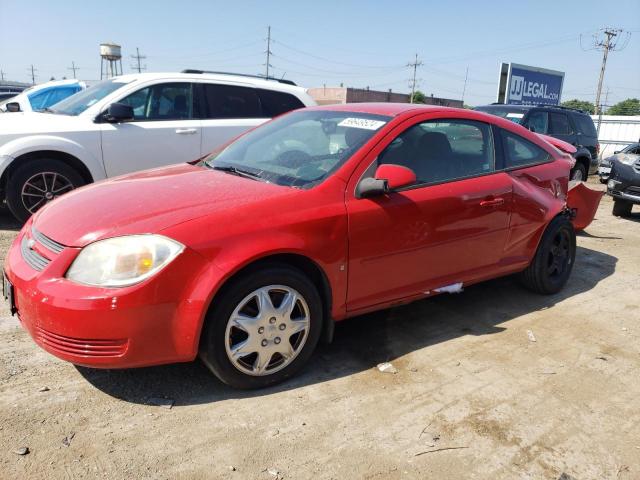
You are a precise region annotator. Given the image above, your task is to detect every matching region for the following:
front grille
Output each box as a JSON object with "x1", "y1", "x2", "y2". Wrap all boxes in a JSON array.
[
  {"x1": 35, "y1": 326, "x2": 128, "y2": 357},
  {"x1": 32, "y1": 227, "x2": 65, "y2": 254},
  {"x1": 634, "y1": 159, "x2": 640, "y2": 174},
  {"x1": 21, "y1": 236, "x2": 50, "y2": 271},
  {"x1": 21, "y1": 228, "x2": 66, "y2": 271},
  {"x1": 627, "y1": 186, "x2": 640, "y2": 195}
]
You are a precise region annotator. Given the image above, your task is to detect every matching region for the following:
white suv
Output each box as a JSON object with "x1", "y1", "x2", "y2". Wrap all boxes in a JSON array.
[{"x1": 0, "y1": 71, "x2": 315, "y2": 221}]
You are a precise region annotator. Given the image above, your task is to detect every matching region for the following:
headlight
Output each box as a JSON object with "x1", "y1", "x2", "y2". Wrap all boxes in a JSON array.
[
  {"x1": 599, "y1": 158, "x2": 612, "y2": 167},
  {"x1": 66, "y1": 235, "x2": 184, "y2": 287},
  {"x1": 618, "y1": 154, "x2": 638, "y2": 166}
]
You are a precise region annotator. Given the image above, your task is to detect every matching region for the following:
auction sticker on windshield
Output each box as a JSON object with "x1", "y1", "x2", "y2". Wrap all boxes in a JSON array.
[{"x1": 338, "y1": 118, "x2": 386, "y2": 130}]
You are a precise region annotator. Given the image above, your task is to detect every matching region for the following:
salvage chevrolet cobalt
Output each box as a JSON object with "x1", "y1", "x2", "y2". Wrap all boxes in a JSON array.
[{"x1": 3, "y1": 104, "x2": 598, "y2": 389}]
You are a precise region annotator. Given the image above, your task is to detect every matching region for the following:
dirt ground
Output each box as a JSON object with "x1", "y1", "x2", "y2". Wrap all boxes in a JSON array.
[{"x1": 0, "y1": 178, "x2": 638, "y2": 480}]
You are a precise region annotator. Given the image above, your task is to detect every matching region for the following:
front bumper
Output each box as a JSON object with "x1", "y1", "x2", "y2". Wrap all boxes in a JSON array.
[
  {"x1": 4, "y1": 224, "x2": 214, "y2": 369},
  {"x1": 606, "y1": 161, "x2": 640, "y2": 205}
]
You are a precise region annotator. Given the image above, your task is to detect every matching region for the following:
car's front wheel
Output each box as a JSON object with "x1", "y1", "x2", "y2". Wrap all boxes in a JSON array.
[
  {"x1": 612, "y1": 199, "x2": 633, "y2": 217},
  {"x1": 519, "y1": 215, "x2": 576, "y2": 295},
  {"x1": 200, "y1": 265, "x2": 323, "y2": 389},
  {"x1": 6, "y1": 159, "x2": 86, "y2": 222}
]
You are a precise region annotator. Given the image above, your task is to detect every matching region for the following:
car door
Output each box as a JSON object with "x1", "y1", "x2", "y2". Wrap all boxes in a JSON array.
[
  {"x1": 198, "y1": 82, "x2": 270, "y2": 156},
  {"x1": 346, "y1": 117, "x2": 513, "y2": 312},
  {"x1": 100, "y1": 82, "x2": 202, "y2": 177}
]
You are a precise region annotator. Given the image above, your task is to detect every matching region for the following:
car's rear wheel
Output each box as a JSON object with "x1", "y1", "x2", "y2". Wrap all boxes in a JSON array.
[
  {"x1": 199, "y1": 265, "x2": 322, "y2": 389},
  {"x1": 519, "y1": 215, "x2": 576, "y2": 295},
  {"x1": 6, "y1": 159, "x2": 85, "y2": 222},
  {"x1": 612, "y1": 199, "x2": 633, "y2": 217}
]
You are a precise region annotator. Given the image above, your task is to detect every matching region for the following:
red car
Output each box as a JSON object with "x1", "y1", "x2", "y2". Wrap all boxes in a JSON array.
[{"x1": 4, "y1": 104, "x2": 597, "y2": 389}]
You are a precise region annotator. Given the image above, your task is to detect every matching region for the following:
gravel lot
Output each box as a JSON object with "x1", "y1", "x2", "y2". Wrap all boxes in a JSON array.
[{"x1": 1, "y1": 179, "x2": 638, "y2": 480}]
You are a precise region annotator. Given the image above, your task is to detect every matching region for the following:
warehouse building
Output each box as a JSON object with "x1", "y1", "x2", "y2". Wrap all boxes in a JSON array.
[{"x1": 307, "y1": 86, "x2": 463, "y2": 108}]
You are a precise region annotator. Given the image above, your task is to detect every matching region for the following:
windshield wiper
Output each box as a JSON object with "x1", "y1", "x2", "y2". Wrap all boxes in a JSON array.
[{"x1": 211, "y1": 165, "x2": 265, "y2": 182}]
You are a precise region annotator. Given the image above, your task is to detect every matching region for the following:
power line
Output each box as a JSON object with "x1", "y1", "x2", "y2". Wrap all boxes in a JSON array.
[
  {"x1": 67, "y1": 61, "x2": 79, "y2": 78},
  {"x1": 407, "y1": 53, "x2": 423, "y2": 104},
  {"x1": 131, "y1": 47, "x2": 147, "y2": 73},
  {"x1": 275, "y1": 39, "x2": 404, "y2": 69}
]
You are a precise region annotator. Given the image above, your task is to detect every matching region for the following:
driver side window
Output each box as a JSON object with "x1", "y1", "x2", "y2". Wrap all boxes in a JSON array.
[
  {"x1": 118, "y1": 83, "x2": 193, "y2": 121},
  {"x1": 377, "y1": 119, "x2": 495, "y2": 186}
]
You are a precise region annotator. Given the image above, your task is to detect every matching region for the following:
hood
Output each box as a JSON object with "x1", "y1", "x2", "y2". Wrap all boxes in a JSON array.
[
  {"x1": 0, "y1": 111, "x2": 85, "y2": 135},
  {"x1": 537, "y1": 134, "x2": 577, "y2": 155},
  {"x1": 33, "y1": 163, "x2": 296, "y2": 247}
]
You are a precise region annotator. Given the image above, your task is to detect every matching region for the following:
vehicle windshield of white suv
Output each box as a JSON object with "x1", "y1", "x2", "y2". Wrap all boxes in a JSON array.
[
  {"x1": 205, "y1": 110, "x2": 390, "y2": 188},
  {"x1": 48, "y1": 78, "x2": 131, "y2": 116}
]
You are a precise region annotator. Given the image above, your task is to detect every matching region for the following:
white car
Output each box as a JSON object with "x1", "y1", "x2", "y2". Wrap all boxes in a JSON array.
[
  {"x1": 0, "y1": 71, "x2": 315, "y2": 221},
  {"x1": 0, "y1": 79, "x2": 86, "y2": 113}
]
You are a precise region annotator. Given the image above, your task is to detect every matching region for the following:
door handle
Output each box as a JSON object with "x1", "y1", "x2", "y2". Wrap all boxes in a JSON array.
[
  {"x1": 480, "y1": 197, "x2": 505, "y2": 207},
  {"x1": 175, "y1": 128, "x2": 197, "y2": 135}
]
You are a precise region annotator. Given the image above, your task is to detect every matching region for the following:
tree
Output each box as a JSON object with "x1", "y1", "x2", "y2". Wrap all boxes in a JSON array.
[
  {"x1": 411, "y1": 90, "x2": 426, "y2": 104},
  {"x1": 607, "y1": 98, "x2": 640, "y2": 116},
  {"x1": 561, "y1": 99, "x2": 595, "y2": 114}
]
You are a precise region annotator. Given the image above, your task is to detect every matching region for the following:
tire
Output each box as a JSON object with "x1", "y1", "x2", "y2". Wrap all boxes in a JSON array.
[
  {"x1": 6, "y1": 159, "x2": 86, "y2": 223},
  {"x1": 199, "y1": 265, "x2": 323, "y2": 389},
  {"x1": 612, "y1": 199, "x2": 633, "y2": 217},
  {"x1": 570, "y1": 162, "x2": 587, "y2": 182},
  {"x1": 519, "y1": 215, "x2": 576, "y2": 295}
]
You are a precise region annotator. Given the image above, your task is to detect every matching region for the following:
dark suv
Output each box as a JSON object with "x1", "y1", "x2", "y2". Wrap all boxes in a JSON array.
[{"x1": 475, "y1": 104, "x2": 599, "y2": 181}]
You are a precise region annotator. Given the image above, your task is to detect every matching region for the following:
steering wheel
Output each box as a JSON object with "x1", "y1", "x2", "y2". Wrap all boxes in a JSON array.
[{"x1": 273, "y1": 150, "x2": 313, "y2": 169}]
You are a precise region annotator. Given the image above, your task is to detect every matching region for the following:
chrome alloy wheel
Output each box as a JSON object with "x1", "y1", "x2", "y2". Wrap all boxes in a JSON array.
[
  {"x1": 21, "y1": 172, "x2": 74, "y2": 213},
  {"x1": 225, "y1": 285, "x2": 310, "y2": 376}
]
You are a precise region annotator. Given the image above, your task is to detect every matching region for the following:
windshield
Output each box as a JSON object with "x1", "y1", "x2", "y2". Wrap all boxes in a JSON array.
[
  {"x1": 475, "y1": 106, "x2": 526, "y2": 124},
  {"x1": 49, "y1": 79, "x2": 130, "y2": 116},
  {"x1": 205, "y1": 110, "x2": 391, "y2": 188}
]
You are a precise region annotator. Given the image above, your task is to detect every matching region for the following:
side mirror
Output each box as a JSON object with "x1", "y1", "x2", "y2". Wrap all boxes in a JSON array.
[
  {"x1": 6, "y1": 102, "x2": 20, "y2": 113},
  {"x1": 104, "y1": 103, "x2": 134, "y2": 123},
  {"x1": 356, "y1": 164, "x2": 417, "y2": 198}
]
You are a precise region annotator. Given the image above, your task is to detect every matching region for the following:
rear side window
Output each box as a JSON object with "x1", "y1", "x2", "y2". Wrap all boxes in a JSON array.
[
  {"x1": 549, "y1": 113, "x2": 572, "y2": 135},
  {"x1": 574, "y1": 114, "x2": 597, "y2": 137},
  {"x1": 258, "y1": 89, "x2": 305, "y2": 117},
  {"x1": 202, "y1": 84, "x2": 263, "y2": 119},
  {"x1": 501, "y1": 130, "x2": 550, "y2": 168},
  {"x1": 526, "y1": 111, "x2": 548, "y2": 134}
]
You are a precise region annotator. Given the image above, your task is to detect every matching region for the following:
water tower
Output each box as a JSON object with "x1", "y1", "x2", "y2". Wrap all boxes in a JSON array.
[{"x1": 100, "y1": 43, "x2": 123, "y2": 79}]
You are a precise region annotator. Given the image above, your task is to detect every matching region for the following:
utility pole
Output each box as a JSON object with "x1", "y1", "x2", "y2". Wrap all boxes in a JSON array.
[
  {"x1": 264, "y1": 26, "x2": 273, "y2": 79},
  {"x1": 407, "y1": 53, "x2": 423, "y2": 103},
  {"x1": 461, "y1": 66, "x2": 469, "y2": 105},
  {"x1": 0, "y1": 69, "x2": 5, "y2": 82},
  {"x1": 67, "y1": 61, "x2": 79, "y2": 78},
  {"x1": 28, "y1": 65, "x2": 37, "y2": 85},
  {"x1": 593, "y1": 29, "x2": 622, "y2": 115},
  {"x1": 131, "y1": 48, "x2": 147, "y2": 73}
]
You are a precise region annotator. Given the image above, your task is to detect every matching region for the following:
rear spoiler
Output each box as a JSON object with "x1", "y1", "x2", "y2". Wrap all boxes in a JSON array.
[{"x1": 536, "y1": 133, "x2": 577, "y2": 155}]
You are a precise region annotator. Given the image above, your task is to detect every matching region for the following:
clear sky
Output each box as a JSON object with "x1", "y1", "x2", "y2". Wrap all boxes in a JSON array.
[{"x1": 1, "y1": 0, "x2": 638, "y2": 106}]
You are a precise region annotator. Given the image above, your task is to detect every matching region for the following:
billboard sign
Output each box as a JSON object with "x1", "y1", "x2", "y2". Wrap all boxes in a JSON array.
[{"x1": 497, "y1": 63, "x2": 564, "y2": 106}]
